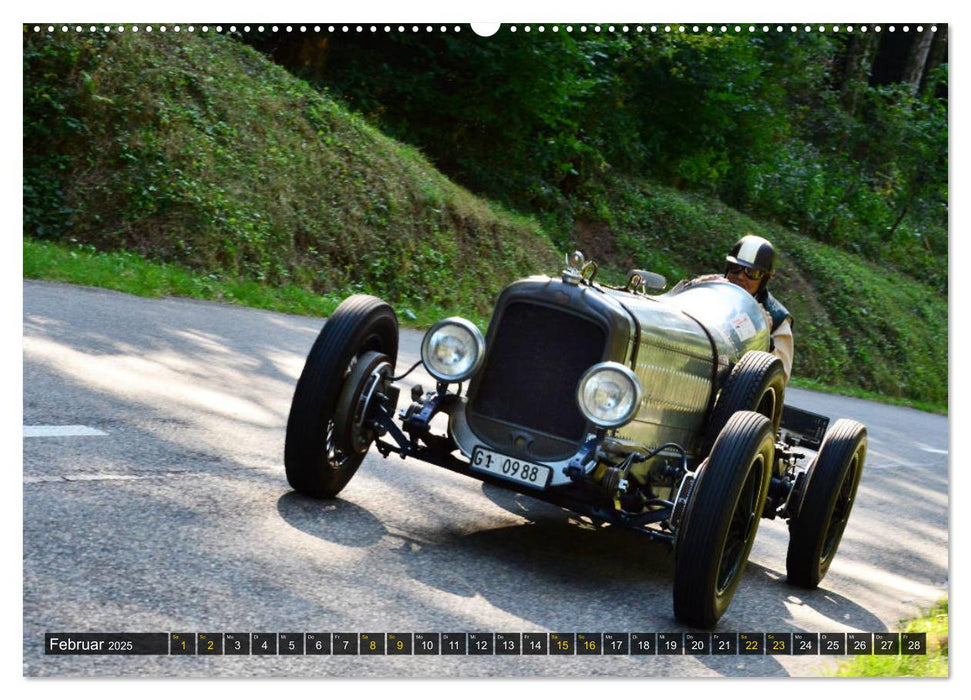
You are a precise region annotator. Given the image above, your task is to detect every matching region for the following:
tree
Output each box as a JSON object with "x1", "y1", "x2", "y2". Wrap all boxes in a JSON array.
[
  {"x1": 903, "y1": 29, "x2": 935, "y2": 96},
  {"x1": 839, "y1": 32, "x2": 880, "y2": 115},
  {"x1": 922, "y1": 26, "x2": 948, "y2": 96}
]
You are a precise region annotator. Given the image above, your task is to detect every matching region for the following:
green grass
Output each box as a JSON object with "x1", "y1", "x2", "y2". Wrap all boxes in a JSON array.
[
  {"x1": 787, "y1": 377, "x2": 946, "y2": 415},
  {"x1": 588, "y1": 177, "x2": 948, "y2": 409},
  {"x1": 23, "y1": 30, "x2": 555, "y2": 319},
  {"x1": 831, "y1": 599, "x2": 948, "y2": 677},
  {"x1": 22, "y1": 236, "x2": 490, "y2": 329}
]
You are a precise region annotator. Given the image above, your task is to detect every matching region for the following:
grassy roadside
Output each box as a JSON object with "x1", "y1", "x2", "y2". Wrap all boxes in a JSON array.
[
  {"x1": 831, "y1": 599, "x2": 948, "y2": 677},
  {"x1": 787, "y1": 378, "x2": 946, "y2": 415},
  {"x1": 595, "y1": 178, "x2": 948, "y2": 410},
  {"x1": 23, "y1": 236, "x2": 946, "y2": 415},
  {"x1": 22, "y1": 236, "x2": 489, "y2": 330},
  {"x1": 23, "y1": 30, "x2": 554, "y2": 321}
]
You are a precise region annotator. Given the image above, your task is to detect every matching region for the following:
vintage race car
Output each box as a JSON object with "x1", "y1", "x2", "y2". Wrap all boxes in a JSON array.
[{"x1": 284, "y1": 252, "x2": 867, "y2": 628}]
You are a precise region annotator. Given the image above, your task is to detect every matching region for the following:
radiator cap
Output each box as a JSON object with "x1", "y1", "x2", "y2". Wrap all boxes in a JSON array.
[{"x1": 562, "y1": 250, "x2": 586, "y2": 285}]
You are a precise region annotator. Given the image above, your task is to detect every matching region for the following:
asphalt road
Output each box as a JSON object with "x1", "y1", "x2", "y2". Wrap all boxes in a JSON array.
[{"x1": 22, "y1": 280, "x2": 949, "y2": 677}]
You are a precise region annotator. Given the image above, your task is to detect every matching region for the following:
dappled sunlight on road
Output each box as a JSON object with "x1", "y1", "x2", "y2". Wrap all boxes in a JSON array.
[
  {"x1": 828, "y1": 557, "x2": 947, "y2": 603},
  {"x1": 25, "y1": 334, "x2": 284, "y2": 429}
]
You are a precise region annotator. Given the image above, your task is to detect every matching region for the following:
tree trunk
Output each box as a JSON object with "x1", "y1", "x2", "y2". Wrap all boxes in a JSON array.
[
  {"x1": 840, "y1": 33, "x2": 879, "y2": 115},
  {"x1": 922, "y1": 25, "x2": 948, "y2": 95},
  {"x1": 887, "y1": 202, "x2": 909, "y2": 241},
  {"x1": 903, "y1": 29, "x2": 935, "y2": 96}
]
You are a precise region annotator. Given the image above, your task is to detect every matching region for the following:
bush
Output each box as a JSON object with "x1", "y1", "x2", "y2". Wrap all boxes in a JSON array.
[{"x1": 22, "y1": 29, "x2": 556, "y2": 314}]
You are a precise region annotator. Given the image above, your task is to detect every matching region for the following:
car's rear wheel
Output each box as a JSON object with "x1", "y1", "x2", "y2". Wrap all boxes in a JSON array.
[
  {"x1": 786, "y1": 419, "x2": 867, "y2": 588},
  {"x1": 674, "y1": 411, "x2": 774, "y2": 628},
  {"x1": 285, "y1": 295, "x2": 398, "y2": 498},
  {"x1": 705, "y1": 351, "x2": 785, "y2": 456}
]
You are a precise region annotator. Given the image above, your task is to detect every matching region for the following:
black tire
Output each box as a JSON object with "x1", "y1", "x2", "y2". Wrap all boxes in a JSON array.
[
  {"x1": 284, "y1": 295, "x2": 398, "y2": 498},
  {"x1": 786, "y1": 419, "x2": 867, "y2": 588},
  {"x1": 705, "y1": 351, "x2": 786, "y2": 454},
  {"x1": 674, "y1": 411, "x2": 774, "y2": 628}
]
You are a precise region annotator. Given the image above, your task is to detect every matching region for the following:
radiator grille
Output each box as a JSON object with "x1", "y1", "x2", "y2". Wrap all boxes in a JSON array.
[{"x1": 470, "y1": 302, "x2": 607, "y2": 441}]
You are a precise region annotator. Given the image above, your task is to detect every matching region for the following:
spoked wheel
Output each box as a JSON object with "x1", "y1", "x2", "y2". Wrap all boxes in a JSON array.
[
  {"x1": 674, "y1": 411, "x2": 774, "y2": 628},
  {"x1": 285, "y1": 295, "x2": 398, "y2": 498},
  {"x1": 786, "y1": 419, "x2": 867, "y2": 588}
]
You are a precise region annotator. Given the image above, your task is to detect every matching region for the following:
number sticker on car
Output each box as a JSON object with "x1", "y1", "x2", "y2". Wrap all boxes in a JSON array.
[{"x1": 470, "y1": 447, "x2": 551, "y2": 489}]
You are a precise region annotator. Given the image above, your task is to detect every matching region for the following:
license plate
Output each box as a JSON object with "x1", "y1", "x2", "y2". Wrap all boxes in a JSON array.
[{"x1": 470, "y1": 447, "x2": 551, "y2": 489}]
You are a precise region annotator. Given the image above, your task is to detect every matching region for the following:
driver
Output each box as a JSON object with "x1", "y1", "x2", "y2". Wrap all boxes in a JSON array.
[{"x1": 724, "y1": 235, "x2": 794, "y2": 382}]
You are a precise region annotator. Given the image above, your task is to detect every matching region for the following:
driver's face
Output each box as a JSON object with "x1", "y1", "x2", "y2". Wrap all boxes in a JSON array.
[{"x1": 726, "y1": 267, "x2": 761, "y2": 296}]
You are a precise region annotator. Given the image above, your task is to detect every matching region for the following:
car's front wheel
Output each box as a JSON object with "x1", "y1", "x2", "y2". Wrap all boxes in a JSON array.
[
  {"x1": 284, "y1": 295, "x2": 398, "y2": 498},
  {"x1": 674, "y1": 411, "x2": 774, "y2": 628}
]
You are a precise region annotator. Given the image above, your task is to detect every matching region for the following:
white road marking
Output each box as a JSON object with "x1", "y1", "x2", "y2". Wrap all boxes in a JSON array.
[
  {"x1": 24, "y1": 474, "x2": 138, "y2": 484},
  {"x1": 23, "y1": 425, "x2": 108, "y2": 438},
  {"x1": 919, "y1": 447, "x2": 949, "y2": 455},
  {"x1": 24, "y1": 472, "x2": 195, "y2": 484}
]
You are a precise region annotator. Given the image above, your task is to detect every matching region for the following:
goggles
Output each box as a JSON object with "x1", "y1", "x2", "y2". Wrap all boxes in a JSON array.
[{"x1": 727, "y1": 263, "x2": 767, "y2": 281}]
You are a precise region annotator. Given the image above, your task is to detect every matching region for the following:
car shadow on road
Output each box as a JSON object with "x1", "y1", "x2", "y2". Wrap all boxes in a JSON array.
[
  {"x1": 277, "y1": 484, "x2": 673, "y2": 597},
  {"x1": 277, "y1": 491, "x2": 389, "y2": 548},
  {"x1": 277, "y1": 482, "x2": 886, "y2": 677},
  {"x1": 477, "y1": 482, "x2": 887, "y2": 675}
]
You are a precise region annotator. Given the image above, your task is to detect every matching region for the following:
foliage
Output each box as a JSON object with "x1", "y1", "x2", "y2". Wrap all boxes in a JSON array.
[
  {"x1": 252, "y1": 29, "x2": 622, "y2": 213},
  {"x1": 592, "y1": 175, "x2": 947, "y2": 406},
  {"x1": 251, "y1": 28, "x2": 947, "y2": 292},
  {"x1": 777, "y1": 231, "x2": 946, "y2": 404},
  {"x1": 23, "y1": 29, "x2": 555, "y2": 316},
  {"x1": 22, "y1": 27, "x2": 948, "y2": 407}
]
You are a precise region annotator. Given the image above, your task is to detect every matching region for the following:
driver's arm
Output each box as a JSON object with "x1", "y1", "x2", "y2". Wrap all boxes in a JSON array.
[{"x1": 771, "y1": 319, "x2": 794, "y2": 383}]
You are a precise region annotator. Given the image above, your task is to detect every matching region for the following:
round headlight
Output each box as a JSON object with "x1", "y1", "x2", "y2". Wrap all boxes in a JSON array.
[
  {"x1": 421, "y1": 317, "x2": 486, "y2": 383},
  {"x1": 576, "y1": 362, "x2": 644, "y2": 428}
]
